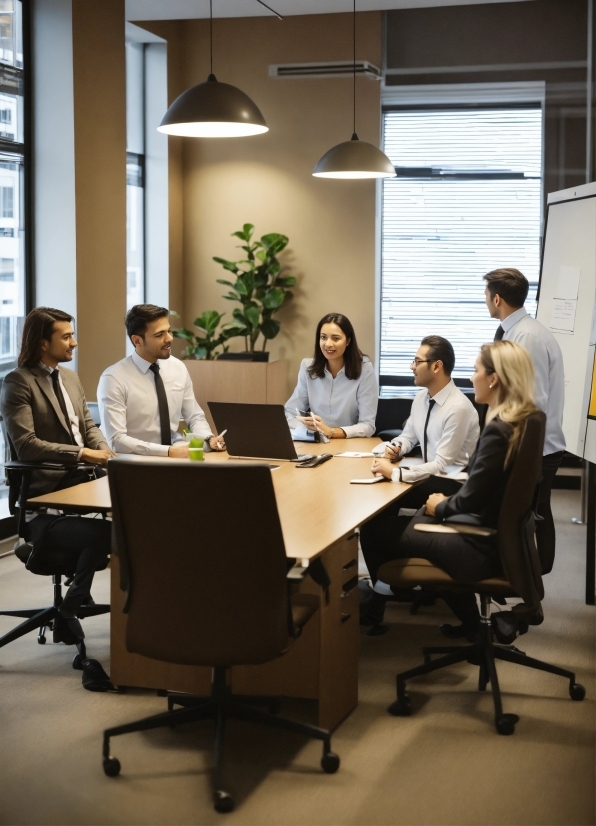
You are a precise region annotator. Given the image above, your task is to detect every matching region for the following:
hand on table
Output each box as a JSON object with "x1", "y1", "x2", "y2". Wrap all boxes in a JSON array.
[
  {"x1": 208, "y1": 436, "x2": 226, "y2": 451},
  {"x1": 425, "y1": 493, "x2": 448, "y2": 517},
  {"x1": 370, "y1": 457, "x2": 394, "y2": 480},
  {"x1": 384, "y1": 443, "x2": 402, "y2": 462},
  {"x1": 81, "y1": 448, "x2": 116, "y2": 466}
]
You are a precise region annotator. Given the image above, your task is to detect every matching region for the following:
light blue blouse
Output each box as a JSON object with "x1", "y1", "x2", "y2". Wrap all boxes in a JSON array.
[{"x1": 285, "y1": 357, "x2": 379, "y2": 439}]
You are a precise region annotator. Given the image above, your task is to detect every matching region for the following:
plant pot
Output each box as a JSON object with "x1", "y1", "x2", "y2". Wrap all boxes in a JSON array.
[{"x1": 217, "y1": 352, "x2": 270, "y2": 362}]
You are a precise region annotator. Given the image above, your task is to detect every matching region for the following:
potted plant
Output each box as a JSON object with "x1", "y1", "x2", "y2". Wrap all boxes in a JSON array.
[
  {"x1": 213, "y1": 223, "x2": 296, "y2": 361},
  {"x1": 171, "y1": 311, "x2": 232, "y2": 360}
]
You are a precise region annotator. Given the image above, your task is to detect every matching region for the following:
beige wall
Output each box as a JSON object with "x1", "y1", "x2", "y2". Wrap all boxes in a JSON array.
[
  {"x1": 72, "y1": 0, "x2": 127, "y2": 396},
  {"x1": 141, "y1": 12, "x2": 381, "y2": 395}
]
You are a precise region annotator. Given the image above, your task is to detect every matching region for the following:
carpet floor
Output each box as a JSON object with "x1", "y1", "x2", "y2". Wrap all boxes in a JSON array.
[{"x1": 0, "y1": 489, "x2": 593, "y2": 826}]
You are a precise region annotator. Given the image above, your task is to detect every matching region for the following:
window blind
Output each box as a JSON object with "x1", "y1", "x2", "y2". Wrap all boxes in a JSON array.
[{"x1": 380, "y1": 107, "x2": 542, "y2": 382}]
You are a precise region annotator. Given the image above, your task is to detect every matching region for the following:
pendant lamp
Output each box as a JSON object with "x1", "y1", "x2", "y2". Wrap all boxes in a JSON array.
[
  {"x1": 313, "y1": 1, "x2": 395, "y2": 179},
  {"x1": 158, "y1": 0, "x2": 269, "y2": 138}
]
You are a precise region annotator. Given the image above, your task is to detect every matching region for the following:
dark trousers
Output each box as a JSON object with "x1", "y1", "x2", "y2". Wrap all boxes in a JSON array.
[
  {"x1": 26, "y1": 467, "x2": 111, "y2": 604},
  {"x1": 360, "y1": 476, "x2": 463, "y2": 583},
  {"x1": 536, "y1": 451, "x2": 564, "y2": 575}
]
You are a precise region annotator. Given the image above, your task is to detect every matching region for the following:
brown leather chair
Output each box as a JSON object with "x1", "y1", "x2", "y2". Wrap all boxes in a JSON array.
[
  {"x1": 102, "y1": 458, "x2": 340, "y2": 813},
  {"x1": 376, "y1": 411, "x2": 585, "y2": 735}
]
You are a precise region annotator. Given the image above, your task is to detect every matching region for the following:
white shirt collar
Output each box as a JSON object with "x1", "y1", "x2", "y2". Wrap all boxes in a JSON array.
[
  {"x1": 38, "y1": 361, "x2": 57, "y2": 375},
  {"x1": 131, "y1": 350, "x2": 157, "y2": 374},
  {"x1": 429, "y1": 378, "x2": 456, "y2": 408},
  {"x1": 501, "y1": 306, "x2": 527, "y2": 332}
]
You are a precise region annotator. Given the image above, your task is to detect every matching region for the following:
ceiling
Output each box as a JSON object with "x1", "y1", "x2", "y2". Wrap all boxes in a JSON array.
[{"x1": 126, "y1": 0, "x2": 534, "y2": 22}]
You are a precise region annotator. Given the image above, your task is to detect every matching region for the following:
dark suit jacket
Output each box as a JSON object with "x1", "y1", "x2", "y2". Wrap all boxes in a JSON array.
[
  {"x1": 435, "y1": 417, "x2": 513, "y2": 528},
  {"x1": 0, "y1": 365, "x2": 109, "y2": 494}
]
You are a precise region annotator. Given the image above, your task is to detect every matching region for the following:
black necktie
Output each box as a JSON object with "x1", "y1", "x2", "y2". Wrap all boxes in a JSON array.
[
  {"x1": 51, "y1": 369, "x2": 76, "y2": 445},
  {"x1": 494, "y1": 325, "x2": 504, "y2": 341},
  {"x1": 423, "y1": 399, "x2": 436, "y2": 463},
  {"x1": 149, "y1": 363, "x2": 172, "y2": 446}
]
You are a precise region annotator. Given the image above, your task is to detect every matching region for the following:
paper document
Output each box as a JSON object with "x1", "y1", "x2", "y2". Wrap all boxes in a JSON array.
[
  {"x1": 550, "y1": 298, "x2": 577, "y2": 334},
  {"x1": 555, "y1": 265, "x2": 581, "y2": 300},
  {"x1": 336, "y1": 451, "x2": 376, "y2": 458},
  {"x1": 350, "y1": 476, "x2": 386, "y2": 484}
]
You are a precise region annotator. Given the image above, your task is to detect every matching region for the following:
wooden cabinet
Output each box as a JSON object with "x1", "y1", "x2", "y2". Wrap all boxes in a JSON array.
[{"x1": 185, "y1": 359, "x2": 289, "y2": 433}]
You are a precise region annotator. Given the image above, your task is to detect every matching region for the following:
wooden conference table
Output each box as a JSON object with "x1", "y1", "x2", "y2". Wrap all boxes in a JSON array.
[{"x1": 28, "y1": 438, "x2": 411, "y2": 730}]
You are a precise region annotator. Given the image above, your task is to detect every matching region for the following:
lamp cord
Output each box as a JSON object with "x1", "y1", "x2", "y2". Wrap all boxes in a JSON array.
[
  {"x1": 353, "y1": 0, "x2": 356, "y2": 136},
  {"x1": 210, "y1": 0, "x2": 213, "y2": 75}
]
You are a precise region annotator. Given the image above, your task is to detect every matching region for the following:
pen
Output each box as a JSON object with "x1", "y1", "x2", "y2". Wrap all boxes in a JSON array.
[{"x1": 215, "y1": 428, "x2": 227, "y2": 447}]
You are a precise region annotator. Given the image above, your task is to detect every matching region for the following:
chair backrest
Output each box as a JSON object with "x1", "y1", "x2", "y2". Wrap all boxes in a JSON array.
[
  {"x1": 108, "y1": 458, "x2": 291, "y2": 668},
  {"x1": 87, "y1": 402, "x2": 101, "y2": 427},
  {"x1": 497, "y1": 410, "x2": 546, "y2": 607}
]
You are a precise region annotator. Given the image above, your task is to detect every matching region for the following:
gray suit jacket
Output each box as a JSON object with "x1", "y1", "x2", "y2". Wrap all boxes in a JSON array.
[{"x1": 0, "y1": 365, "x2": 109, "y2": 493}]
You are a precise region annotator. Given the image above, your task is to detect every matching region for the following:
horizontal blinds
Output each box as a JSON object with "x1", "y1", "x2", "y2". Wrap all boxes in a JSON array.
[{"x1": 380, "y1": 108, "x2": 542, "y2": 381}]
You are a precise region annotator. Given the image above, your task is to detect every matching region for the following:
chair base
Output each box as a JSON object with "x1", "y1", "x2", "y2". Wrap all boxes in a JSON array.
[
  {"x1": 0, "y1": 574, "x2": 109, "y2": 667},
  {"x1": 102, "y1": 666, "x2": 340, "y2": 812},
  {"x1": 390, "y1": 596, "x2": 585, "y2": 735}
]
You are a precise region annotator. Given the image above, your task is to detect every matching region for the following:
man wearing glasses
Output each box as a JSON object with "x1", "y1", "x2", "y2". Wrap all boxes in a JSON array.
[{"x1": 360, "y1": 335, "x2": 480, "y2": 629}]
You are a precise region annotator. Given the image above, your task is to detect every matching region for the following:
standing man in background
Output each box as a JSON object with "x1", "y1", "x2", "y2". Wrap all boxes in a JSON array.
[
  {"x1": 98, "y1": 304, "x2": 226, "y2": 456},
  {"x1": 484, "y1": 267, "x2": 565, "y2": 574}
]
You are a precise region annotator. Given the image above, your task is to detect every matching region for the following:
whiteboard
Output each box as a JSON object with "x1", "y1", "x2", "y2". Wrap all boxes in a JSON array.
[{"x1": 537, "y1": 182, "x2": 596, "y2": 460}]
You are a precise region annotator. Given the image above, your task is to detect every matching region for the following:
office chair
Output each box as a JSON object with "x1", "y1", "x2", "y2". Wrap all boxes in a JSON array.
[
  {"x1": 0, "y1": 455, "x2": 109, "y2": 669},
  {"x1": 376, "y1": 411, "x2": 585, "y2": 735},
  {"x1": 374, "y1": 396, "x2": 411, "y2": 441},
  {"x1": 102, "y1": 458, "x2": 340, "y2": 813}
]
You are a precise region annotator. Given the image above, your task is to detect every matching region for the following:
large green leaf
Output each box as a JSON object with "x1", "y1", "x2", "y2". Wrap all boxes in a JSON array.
[
  {"x1": 213, "y1": 256, "x2": 240, "y2": 274},
  {"x1": 262, "y1": 288, "x2": 285, "y2": 309},
  {"x1": 275, "y1": 275, "x2": 297, "y2": 287},
  {"x1": 216, "y1": 279, "x2": 236, "y2": 288},
  {"x1": 172, "y1": 328, "x2": 195, "y2": 343},
  {"x1": 245, "y1": 306, "x2": 261, "y2": 330},
  {"x1": 261, "y1": 318, "x2": 281, "y2": 339},
  {"x1": 260, "y1": 233, "x2": 288, "y2": 254}
]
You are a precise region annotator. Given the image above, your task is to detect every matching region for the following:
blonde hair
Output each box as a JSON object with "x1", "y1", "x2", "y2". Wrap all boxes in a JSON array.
[{"x1": 480, "y1": 340, "x2": 539, "y2": 466}]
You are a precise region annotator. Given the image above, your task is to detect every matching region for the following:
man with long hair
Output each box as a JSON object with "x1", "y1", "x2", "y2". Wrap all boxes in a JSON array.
[{"x1": 0, "y1": 307, "x2": 114, "y2": 618}]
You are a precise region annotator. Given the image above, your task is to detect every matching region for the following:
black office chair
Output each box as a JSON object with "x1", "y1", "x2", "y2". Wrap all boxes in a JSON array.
[
  {"x1": 0, "y1": 454, "x2": 109, "y2": 669},
  {"x1": 102, "y1": 458, "x2": 340, "y2": 813},
  {"x1": 376, "y1": 411, "x2": 585, "y2": 735},
  {"x1": 374, "y1": 396, "x2": 412, "y2": 441}
]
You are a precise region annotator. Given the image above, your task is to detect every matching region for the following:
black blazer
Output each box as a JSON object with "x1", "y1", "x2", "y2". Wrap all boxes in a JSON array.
[{"x1": 435, "y1": 417, "x2": 513, "y2": 529}]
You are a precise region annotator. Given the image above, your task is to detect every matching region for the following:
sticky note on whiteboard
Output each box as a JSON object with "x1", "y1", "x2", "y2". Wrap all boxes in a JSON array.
[
  {"x1": 550, "y1": 298, "x2": 577, "y2": 333},
  {"x1": 555, "y1": 266, "x2": 581, "y2": 300}
]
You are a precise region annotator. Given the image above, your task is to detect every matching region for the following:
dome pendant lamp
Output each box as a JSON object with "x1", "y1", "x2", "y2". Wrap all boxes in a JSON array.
[
  {"x1": 313, "y1": 0, "x2": 395, "y2": 179},
  {"x1": 158, "y1": 0, "x2": 269, "y2": 138}
]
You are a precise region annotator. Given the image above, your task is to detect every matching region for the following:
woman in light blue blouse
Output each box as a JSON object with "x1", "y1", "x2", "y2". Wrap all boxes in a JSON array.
[{"x1": 285, "y1": 313, "x2": 379, "y2": 439}]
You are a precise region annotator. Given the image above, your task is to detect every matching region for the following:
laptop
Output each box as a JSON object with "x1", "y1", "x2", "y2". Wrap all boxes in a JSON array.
[{"x1": 208, "y1": 402, "x2": 312, "y2": 462}]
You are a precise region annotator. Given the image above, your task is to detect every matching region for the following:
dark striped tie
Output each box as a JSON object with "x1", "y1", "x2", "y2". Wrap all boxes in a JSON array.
[
  {"x1": 423, "y1": 399, "x2": 436, "y2": 463},
  {"x1": 494, "y1": 325, "x2": 504, "y2": 341},
  {"x1": 149, "y1": 363, "x2": 172, "y2": 446}
]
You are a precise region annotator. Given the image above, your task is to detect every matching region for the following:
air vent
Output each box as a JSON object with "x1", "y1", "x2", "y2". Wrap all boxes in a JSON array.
[{"x1": 269, "y1": 61, "x2": 381, "y2": 80}]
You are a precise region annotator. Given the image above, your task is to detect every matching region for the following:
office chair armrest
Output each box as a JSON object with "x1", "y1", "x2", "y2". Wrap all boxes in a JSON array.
[
  {"x1": 5, "y1": 460, "x2": 88, "y2": 472},
  {"x1": 414, "y1": 519, "x2": 496, "y2": 538}
]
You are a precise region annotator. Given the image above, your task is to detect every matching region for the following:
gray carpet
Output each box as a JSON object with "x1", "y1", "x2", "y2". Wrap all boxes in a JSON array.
[{"x1": 0, "y1": 490, "x2": 593, "y2": 825}]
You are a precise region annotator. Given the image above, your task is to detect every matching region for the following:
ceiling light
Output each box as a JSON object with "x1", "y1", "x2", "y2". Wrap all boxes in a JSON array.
[
  {"x1": 313, "y1": 1, "x2": 395, "y2": 180},
  {"x1": 158, "y1": 0, "x2": 270, "y2": 139}
]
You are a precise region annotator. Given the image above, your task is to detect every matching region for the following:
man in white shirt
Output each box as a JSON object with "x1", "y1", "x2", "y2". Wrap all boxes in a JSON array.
[
  {"x1": 484, "y1": 268, "x2": 565, "y2": 574},
  {"x1": 360, "y1": 336, "x2": 479, "y2": 618},
  {"x1": 98, "y1": 305, "x2": 225, "y2": 457}
]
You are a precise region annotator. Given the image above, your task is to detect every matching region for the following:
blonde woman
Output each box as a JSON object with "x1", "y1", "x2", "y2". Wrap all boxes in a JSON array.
[{"x1": 367, "y1": 340, "x2": 540, "y2": 636}]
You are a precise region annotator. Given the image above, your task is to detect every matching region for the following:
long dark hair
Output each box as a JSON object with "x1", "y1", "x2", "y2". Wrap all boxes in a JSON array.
[
  {"x1": 308, "y1": 313, "x2": 364, "y2": 380},
  {"x1": 18, "y1": 307, "x2": 73, "y2": 368}
]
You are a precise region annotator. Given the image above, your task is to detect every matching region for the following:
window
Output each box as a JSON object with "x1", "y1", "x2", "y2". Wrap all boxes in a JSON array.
[
  {"x1": 379, "y1": 106, "x2": 542, "y2": 385},
  {"x1": 0, "y1": 0, "x2": 26, "y2": 531},
  {"x1": 126, "y1": 152, "x2": 144, "y2": 310}
]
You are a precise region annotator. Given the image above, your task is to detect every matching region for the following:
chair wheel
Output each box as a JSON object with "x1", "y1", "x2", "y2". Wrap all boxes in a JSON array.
[
  {"x1": 38, "y1": 634, "x2": 46, "y2": 645},
  {"x1": 103, "y1": 757, "x2": 121, "y2": 777},
  {"x1": 496, "y1": 716, "x2": 516, "y2": 735},
  {"x1": 72, "y1": 653, "x2": 83, "y2": 670},
  {"x1": 570, "y1": 683, "x2": 586, "y2": 701},
  {"x1": 321, "y1": 751, "x2": 340, "y2": 774},
  {"x1": 213, "y1": 790, "x2": 235, "y2": 813},
  {"x1": 388, "y1": 699, "x2": 412, "y2": 716}
]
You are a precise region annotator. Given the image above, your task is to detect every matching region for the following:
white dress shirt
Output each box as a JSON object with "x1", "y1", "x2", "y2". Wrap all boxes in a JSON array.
[
  {"x1": 373, "y1": 380, "x2": 480, "y2": 483},
  {"x1": 39, "y1": 363, "x2": 84, "y2": 453},
  {"x1": 500, "y1": 307, "x2": 565, "y2": 455},
  {"x1": 285, "y1": 357, "x2": 379, "y2": 439},
  {"x1": 97, "y1": 352, "x2": 213, "y2": 456}
]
